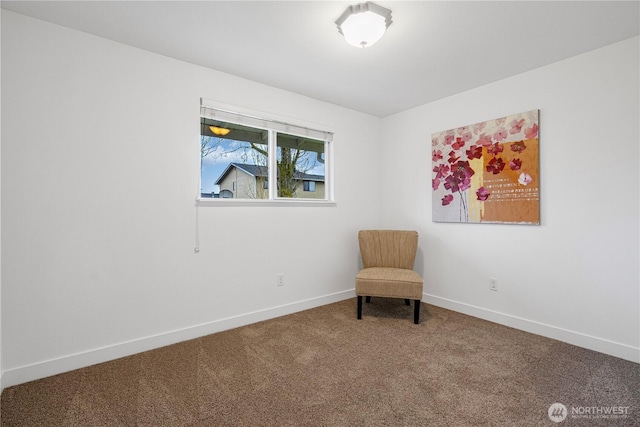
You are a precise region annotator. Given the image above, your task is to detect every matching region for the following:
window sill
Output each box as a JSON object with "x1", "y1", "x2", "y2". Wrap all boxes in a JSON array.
[{"x1": 196, "y1": 198, "x2": 337, "y2": 207}]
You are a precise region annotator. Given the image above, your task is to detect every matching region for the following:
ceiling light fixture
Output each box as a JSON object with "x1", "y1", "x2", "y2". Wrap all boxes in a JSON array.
[
  {"x1": 335, "y1": 1, "x2": 392, "y2": 48},
  {"x1": 210, "y1": 125, "x2": 231, "y2": 136}
]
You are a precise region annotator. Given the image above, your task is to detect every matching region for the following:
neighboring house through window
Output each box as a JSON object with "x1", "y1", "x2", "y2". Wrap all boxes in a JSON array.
[
  {"x1": 215, "y1": 163, "x2": 325, "y2": 199},
  {"x1": 199, "y1": 99, "x2": 333, "y2": 202}
]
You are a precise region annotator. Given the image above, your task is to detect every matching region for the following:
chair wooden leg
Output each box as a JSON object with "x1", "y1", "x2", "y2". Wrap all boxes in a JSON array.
[
  {"x1": 365, "y1": 296, "x2": 371, "y2": 303},
  {"x1": 404, "y1": 299, "x2": 410, "y2": 306},
  {"x1": 357, "y1": 296, "x2": 363, "y2": 319},
  {"x1": 414, "y1": 300, "x2": 420, "y2": 324}
]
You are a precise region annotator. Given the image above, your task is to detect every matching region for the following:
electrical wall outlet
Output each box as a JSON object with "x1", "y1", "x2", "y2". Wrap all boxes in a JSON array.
[
  {"x1": 489, "y1": 277, "x2": 499, "y2": 292},
  {"x1": 276, "y1": 273, "x2": 285, "y2": 287}
]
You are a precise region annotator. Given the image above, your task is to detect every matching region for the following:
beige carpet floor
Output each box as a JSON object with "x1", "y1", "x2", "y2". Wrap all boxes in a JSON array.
[{"x1": 1, "y1": 298, "x2": 638, "y2": 426}]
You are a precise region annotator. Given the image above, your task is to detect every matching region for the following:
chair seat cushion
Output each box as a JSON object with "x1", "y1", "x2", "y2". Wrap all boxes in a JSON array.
[{"x1": 356, "y1": 267, "x2": 423, "y2": 300}]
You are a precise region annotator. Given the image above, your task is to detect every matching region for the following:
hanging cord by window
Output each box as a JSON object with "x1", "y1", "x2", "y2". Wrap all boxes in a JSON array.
[{"x1": 195, "y1": 170, "x2": 201, "y2": 253}]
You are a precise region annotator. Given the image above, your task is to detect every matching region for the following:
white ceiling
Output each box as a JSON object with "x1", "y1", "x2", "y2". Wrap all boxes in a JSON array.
[{"x1": 2, "y1": 1, "x2": 639, "y2": 117}]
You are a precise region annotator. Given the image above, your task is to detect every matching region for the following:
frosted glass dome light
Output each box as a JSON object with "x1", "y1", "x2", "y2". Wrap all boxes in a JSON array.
[{"x1": 336, "y1": 2, "x2": 392, "y2": 48}]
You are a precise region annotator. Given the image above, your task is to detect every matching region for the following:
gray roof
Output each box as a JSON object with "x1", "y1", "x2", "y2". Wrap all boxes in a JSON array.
[
  {"x1": 233, "y1": 163, "x2": 267, "y2": 178},
  {"x1": 215, "y1": 162, "x2": 324, "y2": 185}
]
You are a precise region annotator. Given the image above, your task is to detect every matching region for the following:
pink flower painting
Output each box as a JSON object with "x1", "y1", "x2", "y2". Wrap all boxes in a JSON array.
[
  {"x1": 525, "y1": 123, "x2": 538, "y2": 139},
  {"x1": 509, "y1": 158, "x2": 522, "y2": 171},
  {"x1": 466, "y1": 145, "x2": 483, "y2": 160},
  {"x1": 510, "y1": 141, "x2": 526, "y2": 153},
  {"x1": 431, "y1": 110, "x2": 540, "y2": 224},
  {"x1": 442, "y1": 194, "x2": 454, "y2": 206},
  {"x1": 487, "y1": 142, "x2": 504, "y2": 157},
  {"x1": 493, "y1": 129, "x2": 508, "y2": 142},
  {"x1": 509, "y1": 118, "x2": 525, "y2": 135},
  {"x1": 476, "y1": 187, "x2": 490, "y2": 201},
  {"x1": 486, "y1": 157, "x2": 506, "y2": 175},
  {"x1": 477, "y1": 133, "x2": 493, "y2": 147}
]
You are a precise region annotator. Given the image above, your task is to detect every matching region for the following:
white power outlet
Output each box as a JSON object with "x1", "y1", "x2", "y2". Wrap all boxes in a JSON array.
[
  {"x1": 489, "y1": 277, "x2": 499, "y2": 292},
  {"x1": 276, "y1": 273, "x2": 285, "y2": 287}
]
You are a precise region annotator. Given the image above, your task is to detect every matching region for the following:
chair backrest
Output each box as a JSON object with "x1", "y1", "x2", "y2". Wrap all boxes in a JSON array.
[{"x1": 358, "y1": 230, "x2": 419, "y2": 270}]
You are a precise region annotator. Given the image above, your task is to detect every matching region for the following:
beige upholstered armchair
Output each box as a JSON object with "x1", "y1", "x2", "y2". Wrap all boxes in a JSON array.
[{"x1": 356, "y1": 230, "x2": 424, "y2": 324}]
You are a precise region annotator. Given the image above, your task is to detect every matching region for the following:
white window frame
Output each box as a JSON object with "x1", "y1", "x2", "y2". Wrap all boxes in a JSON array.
[{"x1": 198, "y1": 99, "x2": 335, "y2": 206}]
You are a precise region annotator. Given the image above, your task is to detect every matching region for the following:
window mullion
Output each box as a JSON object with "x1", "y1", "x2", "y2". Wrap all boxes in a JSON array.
[
  {"x1": 324, "y1": 140, "x2": 332, "y2": 202},
  {"x1": 268, "y1": 130, "x2": 277, "y2": 200}
]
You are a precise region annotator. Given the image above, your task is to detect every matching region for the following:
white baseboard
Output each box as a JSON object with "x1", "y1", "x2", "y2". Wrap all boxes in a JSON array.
[
  {"x1": 4, "y1": 291, "x2": 637, "y2": 390},
  {"x1": 423, "y1": 293, "x2": 640, "y2": 364},
  {"x1": 2, "y1": 290, "x2": 354, "y2": 389}
]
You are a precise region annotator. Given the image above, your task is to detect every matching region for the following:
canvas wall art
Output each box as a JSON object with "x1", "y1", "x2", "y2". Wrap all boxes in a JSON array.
[{"x1": 431, "y1": 110, "x2": 540, "y2": 224}]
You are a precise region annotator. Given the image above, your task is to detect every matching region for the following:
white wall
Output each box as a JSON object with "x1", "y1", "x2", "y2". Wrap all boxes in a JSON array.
[
  {"x1": 0, "y1": 5, "x2": 3, "y2": 393},
  {"x1": 0, "y1": 11, "x2": 382, "y2": 388},
  {"x1": 380, "y1": 36, "x2": 640, "y2": 362}
]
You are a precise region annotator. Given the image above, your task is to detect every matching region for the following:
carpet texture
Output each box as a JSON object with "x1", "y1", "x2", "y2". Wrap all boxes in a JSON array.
[{"x1": 1, "y1": 299, "x2": 638, "y2": 426}]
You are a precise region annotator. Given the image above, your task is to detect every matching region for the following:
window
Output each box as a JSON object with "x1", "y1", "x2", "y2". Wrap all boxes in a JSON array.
[{"x1": 199, "y1": 101, "x2": 333, "y2": 203}]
